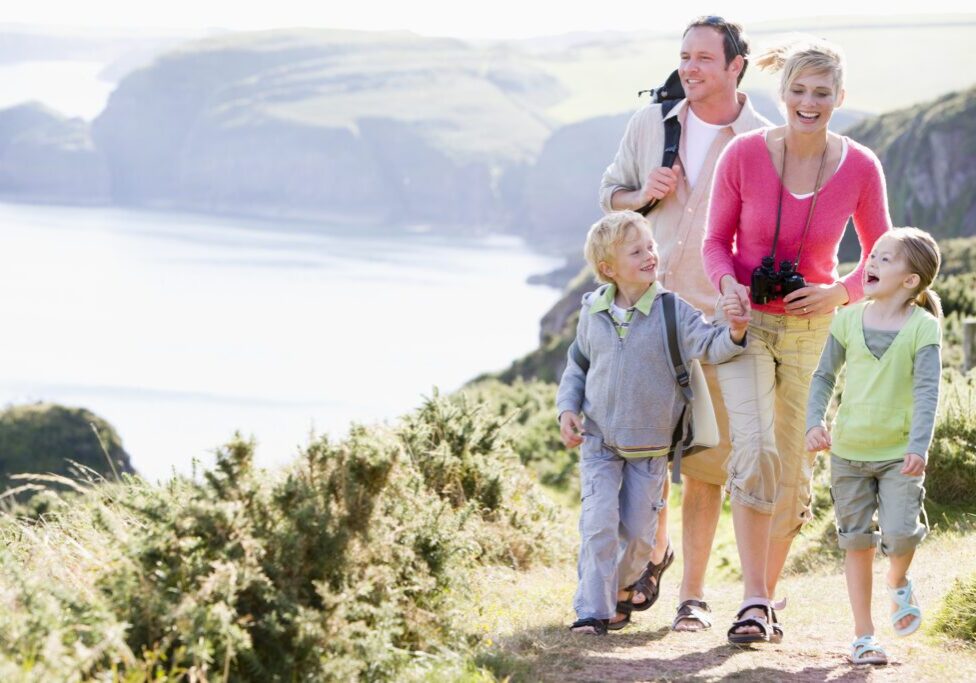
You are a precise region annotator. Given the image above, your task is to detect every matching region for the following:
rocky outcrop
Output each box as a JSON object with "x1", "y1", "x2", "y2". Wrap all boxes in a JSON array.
[
  {"x1": 847, "y1": 86, "x2": 976, "y2": 238},
  {"x1": 0, "y1": 102, "x2": 109, "y2": 203}
]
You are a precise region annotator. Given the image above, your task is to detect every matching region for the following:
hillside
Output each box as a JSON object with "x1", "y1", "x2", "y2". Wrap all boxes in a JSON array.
[
  {"x1": 88, "y1": 29, "x2": 562, "y2": 226},
  {"x1": 1, "y1": 18, "x2": 974, "y2": 235},
  {"x1": 0, "y1": 102, "x2": 109, "y2": 203},
  {"x1": 0, "y1": 403, "x2": 135, "y2": 494},
  {"x1": 847, "y1": 85, "x2": 976, "y2": 238}
]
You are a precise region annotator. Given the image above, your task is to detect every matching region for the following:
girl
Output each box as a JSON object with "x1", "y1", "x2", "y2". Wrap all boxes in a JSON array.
[{"x1": 805, "y1": 227, "x2": 942, "y2": 665}]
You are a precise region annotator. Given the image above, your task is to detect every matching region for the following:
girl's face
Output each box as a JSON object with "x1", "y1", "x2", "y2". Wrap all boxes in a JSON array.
[
  {"x1": 783, "y1": 69, "x2": 843, "y2": 135},
  {"x1": 864, "y1": 236, "x2": 920, "y2": 301}
]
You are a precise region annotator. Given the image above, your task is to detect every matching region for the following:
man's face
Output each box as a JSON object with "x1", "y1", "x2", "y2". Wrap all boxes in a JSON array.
[{"x1": 679, "y1": 26, "x2": 739, "y2": 104}]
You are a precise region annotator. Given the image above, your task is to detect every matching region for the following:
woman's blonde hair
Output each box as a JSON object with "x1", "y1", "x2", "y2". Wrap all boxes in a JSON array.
[
  {"x1": 888, "y1": 227, "x2": 943, "y2": 318},
  {"x1": 755, "y1": 36, "x2": 845, "y2": 97},
  {"x1": 584, "y1": 211, "x2": 651, "y2": 285}
]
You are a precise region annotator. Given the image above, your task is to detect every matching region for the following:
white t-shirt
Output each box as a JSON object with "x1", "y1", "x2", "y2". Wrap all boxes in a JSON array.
[
  {"x1": 791, "y1": 137, "x2": 849, "y2": 199},
  {"x1": 683, "y1": 108, "x2": 725, "y2": 189}
]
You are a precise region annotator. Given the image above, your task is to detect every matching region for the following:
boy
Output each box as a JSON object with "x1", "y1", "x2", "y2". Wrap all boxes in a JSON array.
[{"x1": 557, "y1": 211, "x2": 750, "y2": 634}]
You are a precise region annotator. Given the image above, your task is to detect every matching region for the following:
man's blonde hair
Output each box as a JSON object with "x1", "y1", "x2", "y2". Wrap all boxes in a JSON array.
[{"x1": 584, "y1": 211, "x2": 652, "y2": 285}]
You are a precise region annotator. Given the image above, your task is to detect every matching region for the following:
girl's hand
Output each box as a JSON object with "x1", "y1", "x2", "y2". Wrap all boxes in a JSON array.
[
  {"x1": 901, "y1": 453, "x2": 926, "y2": 476},
  {"x1": 783, "y1": 282, "x2": 849, "y2": 317},
  {"x1": 559, "y1": 411, "x2": 585, "y2": 449},
  {"x1": 805, "y1": 425, "x2": 831, "y2": 452}
]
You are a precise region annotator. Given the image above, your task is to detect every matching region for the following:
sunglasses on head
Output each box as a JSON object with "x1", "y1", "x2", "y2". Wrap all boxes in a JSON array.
[{"x1": 702, "y1": 15, "x2": 742, "y2": 58}]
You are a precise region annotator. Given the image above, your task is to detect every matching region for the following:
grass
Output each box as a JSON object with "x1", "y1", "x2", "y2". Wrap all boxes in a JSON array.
[{"x1": 461, "y1": 498, "x2": 976, "y2": 682}]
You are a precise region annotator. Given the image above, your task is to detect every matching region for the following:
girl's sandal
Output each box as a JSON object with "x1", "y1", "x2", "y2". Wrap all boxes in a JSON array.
[
  {"x1": 727, "y1": 599, "x2": 774, "y2": 645},
  {"x1": 888, "y1": 578, "x2": 922, "y2": 637},
  {"x1": 850, "y1": 635, "x2": 888, "y2": 665}
]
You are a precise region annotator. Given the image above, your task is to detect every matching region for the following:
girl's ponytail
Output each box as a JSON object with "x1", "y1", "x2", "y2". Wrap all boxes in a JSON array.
[
  {"x1": 915, "y1": 287, "x2": 943, "y2": 319},
  {"x1": 889, "y1": 227, "x2": 942, "y2": 319}
]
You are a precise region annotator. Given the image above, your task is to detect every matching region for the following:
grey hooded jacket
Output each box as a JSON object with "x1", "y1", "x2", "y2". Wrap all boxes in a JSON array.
[{"x1": 556, "y1": 284, "x2": 744, "y2": 452}]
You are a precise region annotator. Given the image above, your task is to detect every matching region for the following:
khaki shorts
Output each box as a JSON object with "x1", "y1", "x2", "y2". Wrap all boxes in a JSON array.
[
  {"x1": 716, "y1": 309, "x2": 832, "y2": 540},
  {"x1": 830, "y1": 454, "x2": 927, "y2": 556},
  {"x1": 677, "y1": 361, "x2": 731, "y2": 486}
]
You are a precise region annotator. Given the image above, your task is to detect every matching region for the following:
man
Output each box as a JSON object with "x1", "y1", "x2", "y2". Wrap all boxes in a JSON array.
[{"x1": 599, "y1": 16, "x2": 770, "y2": 632}]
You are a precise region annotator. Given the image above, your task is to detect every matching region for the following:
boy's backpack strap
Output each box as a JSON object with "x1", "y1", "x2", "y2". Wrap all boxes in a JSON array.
[
  {"x1": 569, "y1": 339, "x2": 590, "y2": 373},
  {"x1": 637, "y1": 109, "x2": 682, "y2": 217},
  {"x1": 661, "y1": 292, "x2": 695, "y2": 483},
  {"x1": 662, "y1": 292, "x2": 692, "y2": 401}
]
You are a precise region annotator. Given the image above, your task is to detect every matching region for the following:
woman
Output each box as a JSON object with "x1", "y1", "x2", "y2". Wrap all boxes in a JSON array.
[{"x1": 701, "y1": 37, "x2": 891, "y2": 643}]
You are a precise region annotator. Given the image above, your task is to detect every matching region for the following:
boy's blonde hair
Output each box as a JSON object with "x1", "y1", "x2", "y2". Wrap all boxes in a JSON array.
[
  {"x1": 888, "y1": 227, "x2": 943, "y2": 318},
  {"x1": 755, "y1": 35, "x2": 845, "y2": 97},
  {"x1": 584, "y1": 211, "x2": 652, "y2": 285}
]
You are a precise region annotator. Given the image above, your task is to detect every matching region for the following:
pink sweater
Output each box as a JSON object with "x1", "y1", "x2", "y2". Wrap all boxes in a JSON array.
[{"x1": 703, "y1": 129, "x2": 891, "y2": 315}]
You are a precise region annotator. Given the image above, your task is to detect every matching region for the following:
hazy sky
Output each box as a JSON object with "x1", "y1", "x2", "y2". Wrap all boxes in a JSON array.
[{"x1": 6, "y1": 1, "x2": 974, "y2": 38}]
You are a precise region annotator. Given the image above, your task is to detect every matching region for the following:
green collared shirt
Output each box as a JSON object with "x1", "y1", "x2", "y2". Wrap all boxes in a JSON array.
[{"x1": 590, "y1": 283, "x2": 659, "y2": 340}]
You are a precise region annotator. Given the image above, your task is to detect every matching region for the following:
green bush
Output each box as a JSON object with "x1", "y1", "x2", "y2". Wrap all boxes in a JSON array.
[
  {"x1": 931, "y1": 572, "x2": 976, "y2": 641},
  {"x1": 926, "y1": 369, "x2": 976, "y2": 507},
  {"x1": 0, "y1": 391, "x2": 571, "y2": 681},
  {"x1": 465, "y1": 379, "x2": 579, "y2": 498}
]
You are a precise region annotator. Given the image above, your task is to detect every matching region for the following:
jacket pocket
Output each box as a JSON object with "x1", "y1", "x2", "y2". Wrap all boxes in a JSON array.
[{"x1": 834, "y1": 403, "x2": 910, "y2": 450}]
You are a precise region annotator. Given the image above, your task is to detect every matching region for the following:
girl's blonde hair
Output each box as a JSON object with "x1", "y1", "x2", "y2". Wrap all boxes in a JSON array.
[
  {"x1": 755, "y1": 36, "x2": 845, "y2": 97},
  {"x1": 888, "y1": 227, "x2": 943, "y2": 318},
  {"x1": 584, "y1": 211, "x2": 651, "y2": 285}
]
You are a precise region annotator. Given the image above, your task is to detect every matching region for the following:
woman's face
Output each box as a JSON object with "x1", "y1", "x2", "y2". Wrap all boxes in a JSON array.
[{"x1": 782, "y1": 69, "x2": 844, "y2": 134}]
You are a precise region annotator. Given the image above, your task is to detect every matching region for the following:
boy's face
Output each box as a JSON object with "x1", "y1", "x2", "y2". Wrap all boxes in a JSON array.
[{"x1": 599, "y1": 225, "x2": 658, "y2": 289}]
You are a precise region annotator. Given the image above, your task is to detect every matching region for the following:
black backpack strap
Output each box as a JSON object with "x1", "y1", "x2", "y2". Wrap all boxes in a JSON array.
[
  {"x1": 568, "y1": 339, "x2": 590, "y2": 373},
  {"x1": 661, "y1": 292, "x2": 694, "y2": 483},
  {"x1": 637, "y1": 107, "x2": 682, "y2": 217}
]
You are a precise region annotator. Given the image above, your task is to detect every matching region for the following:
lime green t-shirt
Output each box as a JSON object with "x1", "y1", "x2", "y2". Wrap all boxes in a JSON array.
[{"x1": 830, "y1": 302, "x2": 942, "y2": 461}]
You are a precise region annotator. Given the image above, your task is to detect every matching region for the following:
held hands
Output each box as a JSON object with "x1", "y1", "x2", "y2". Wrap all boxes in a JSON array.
[
  {"x1": 719, "y1": 289, "x2": 751, "y2": 342},
  {"x1": 783, "y1": 283, "x2": 850, "y2": 317},
  {"x1": 901, "y1": 453, "x2": 926, "y2": 476},
  {"x1": 640, "y1": 163, "x2": 683, "y2": 204},
  {"x1": 559, "y1": 411, "x2": 585, "y2": 449},
  {"x1": 805, "y1": 425, "x2": 831, "y2": 452}
]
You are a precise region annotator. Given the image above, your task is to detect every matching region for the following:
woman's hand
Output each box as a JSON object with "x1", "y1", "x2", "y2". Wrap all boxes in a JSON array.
[
  {"x1": 805, "y1": 425, "x2": 831, "y2": 452},
  {"x1": 783, "y1": 282, "x2": 849, "y2": 317},
  {"x1": 559, "y1": 411, "x2": 585, "y2": 449}
]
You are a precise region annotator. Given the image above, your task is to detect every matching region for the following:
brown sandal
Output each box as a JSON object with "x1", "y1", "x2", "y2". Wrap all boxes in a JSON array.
[{"x1": 619, "y1": 543, "x2": 674, "y2": 612}]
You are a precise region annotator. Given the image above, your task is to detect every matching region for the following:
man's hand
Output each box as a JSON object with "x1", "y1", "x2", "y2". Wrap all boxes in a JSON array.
[
  {"x1": 806, "y1": 425, "x2": 831, "y2": 452},
  {"x1": 901, "y1": 453, "x2": 926, "y2": 476},
  {"x1": 559, "y1": 411, "x2": 585, "y2": 448},
  {"x1": 639, "y1": 162, "x2": 682, "y2": 204}
]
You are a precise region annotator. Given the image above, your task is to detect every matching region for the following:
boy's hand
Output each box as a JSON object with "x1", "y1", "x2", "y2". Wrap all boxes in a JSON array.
[
  {"x1": 805, "y1": 425, "x2": 831, "y2": 452},
  {"x1": 559, "y1": 411, "x2": 585, "y2": 448},
  {"x1": 721, "y1": 291, "x2": 751, "y2": 343},
  {"x1": 901, "y1": 453, "x2": 926, "y2": 476}
]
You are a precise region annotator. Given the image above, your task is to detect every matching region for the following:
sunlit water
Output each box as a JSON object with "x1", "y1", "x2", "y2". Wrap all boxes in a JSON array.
[
  {"x1": 0, "y1": 60, "x2": 114, "y2": 119},
  {"x1": 0, "y1": 202, "x2": 562, "y2": 481}
]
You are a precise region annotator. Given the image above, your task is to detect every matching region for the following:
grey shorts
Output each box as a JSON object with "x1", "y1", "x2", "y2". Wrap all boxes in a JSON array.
[{"x1": 830, "y1": 454, "x2": 928, "y2": 556}]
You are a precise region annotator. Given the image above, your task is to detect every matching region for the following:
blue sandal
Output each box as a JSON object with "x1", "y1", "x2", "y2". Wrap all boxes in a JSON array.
[
  {"x1": 888, "y1": 578, "x2": 922, "y2": 637},
  {"x1": 850, "y1": 635, "x2": 888, "y2": 665}
]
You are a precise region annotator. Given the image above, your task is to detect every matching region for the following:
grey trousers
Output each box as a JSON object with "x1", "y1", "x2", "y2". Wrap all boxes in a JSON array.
[{"x1": 574, "y1": 435, "x2": 668, "y2": 620}]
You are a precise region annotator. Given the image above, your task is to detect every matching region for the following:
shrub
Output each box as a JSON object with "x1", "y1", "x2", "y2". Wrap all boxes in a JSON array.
[
  {"x1": 931, "y1": 572, "x2": 976, "y2": 642},
  {"x1": 926, "y1": 369, "x2": 976, "y2": 507},
  {"x1": 0, "y1": 390, "x2": 571, "y2": 681}
]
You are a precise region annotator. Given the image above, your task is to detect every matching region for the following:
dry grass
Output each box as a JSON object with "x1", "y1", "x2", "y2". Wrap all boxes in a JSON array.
[{"x1": 466, "y1": 516, "x2": 976, "y2": 682}]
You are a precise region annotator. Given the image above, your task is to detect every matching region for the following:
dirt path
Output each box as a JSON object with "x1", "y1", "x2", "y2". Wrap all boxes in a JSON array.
[{"x1": 471, "y1": 529, "x2": 976, "y2": 682}]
